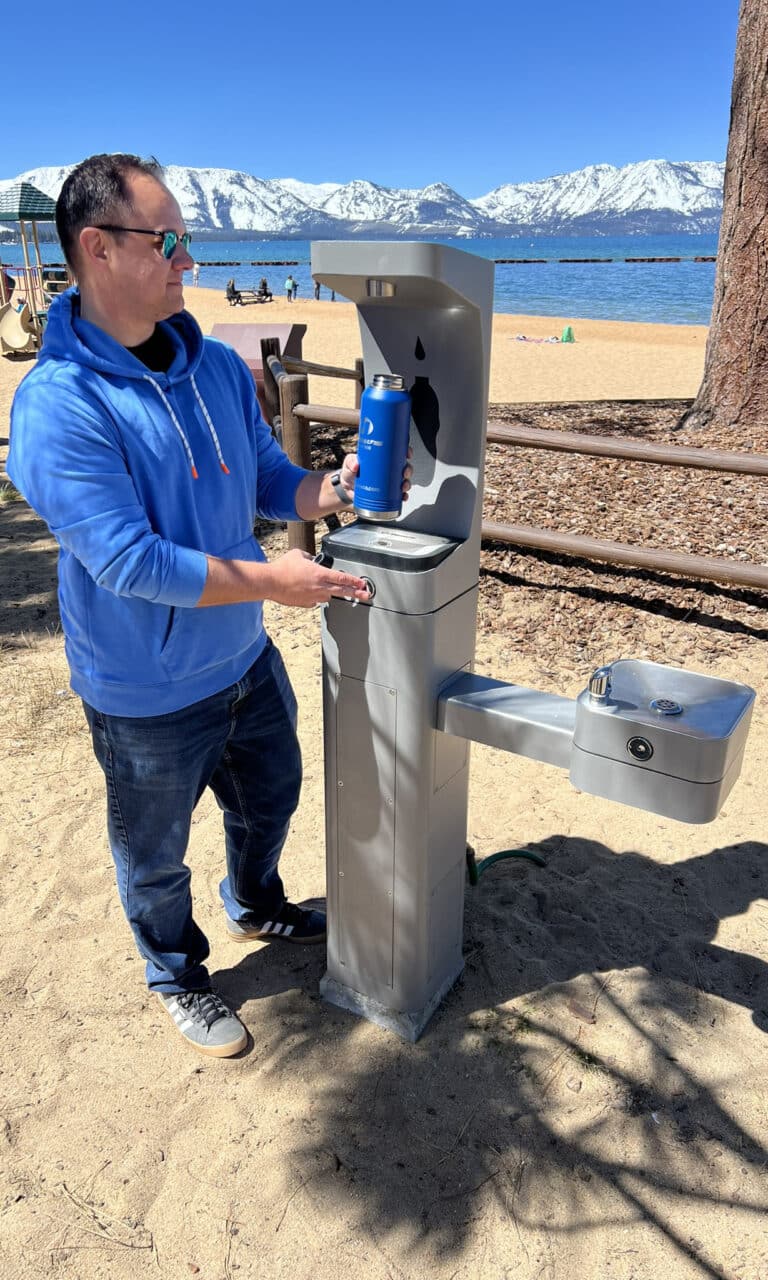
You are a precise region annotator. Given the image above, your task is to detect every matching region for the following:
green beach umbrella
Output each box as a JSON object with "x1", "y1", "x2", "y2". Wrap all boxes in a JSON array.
[
  {"x1": 0, "y1": 182, "x2": 58, "y2": 330},
  {"x1": 0, "y1": 181, "x2": 57, "y2": 222}
]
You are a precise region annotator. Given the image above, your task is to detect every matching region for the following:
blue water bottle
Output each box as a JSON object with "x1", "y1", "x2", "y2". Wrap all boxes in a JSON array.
[{"x1": 353, "y1": 373, "x2": 412, "y2": 522}]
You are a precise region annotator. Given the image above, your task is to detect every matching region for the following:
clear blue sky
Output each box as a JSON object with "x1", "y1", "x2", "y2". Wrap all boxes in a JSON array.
[{"x1": 4, "y1": 0, "x2": 740, "y2": 195}]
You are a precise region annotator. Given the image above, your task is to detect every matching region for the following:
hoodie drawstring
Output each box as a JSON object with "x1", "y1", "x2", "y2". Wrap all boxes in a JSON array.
[
  {"x1": 142, "y1": 373, "x2": 230, "y2": 479},
  {"x1": 191, "y1": 374, "x2": 230, "y2": 475}
]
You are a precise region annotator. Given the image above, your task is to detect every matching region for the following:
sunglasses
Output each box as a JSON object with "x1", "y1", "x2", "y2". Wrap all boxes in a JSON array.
[{"x1": 96, "y1": 226, "x2": 193, "y2": 259}]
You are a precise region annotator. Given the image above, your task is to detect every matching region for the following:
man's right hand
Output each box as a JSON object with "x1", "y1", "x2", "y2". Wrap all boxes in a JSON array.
[
  {"x1": 198, "y1": 547, "x2": 371, "y2": 609},
  {"x1": 262, "y1": 548, "x2": 371, "y2": 608}
]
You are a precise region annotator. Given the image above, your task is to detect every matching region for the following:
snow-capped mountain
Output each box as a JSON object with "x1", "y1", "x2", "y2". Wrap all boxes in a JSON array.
[
  {"x1": 474, "y1": 160, "x2": 724, "y2": 234},
  {"x1": 316, "y1": 179, "x2": 486, "y2": 236},
  {"x1": 277, "y1": 177, "x2": 341, "y2": 206},
  {"x1": 0, "y1": 159, "x2": 724, "y2": 238}
]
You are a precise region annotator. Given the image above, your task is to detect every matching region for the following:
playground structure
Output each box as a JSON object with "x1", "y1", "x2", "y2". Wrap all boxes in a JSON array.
[
  {"x1": 270, "y1": 240, "x2": 756, "y2": 1041},
  {"x1": 0, "y1": 299, "x2": 37, "y2": 357},
  {"x1": 0, "y1": 181, "x2": 71, "y2": 357}
]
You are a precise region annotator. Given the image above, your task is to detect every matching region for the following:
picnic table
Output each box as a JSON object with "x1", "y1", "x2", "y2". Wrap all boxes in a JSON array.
[{"x1": 238, "y1": 288, "x2": 273, "y2": 303}]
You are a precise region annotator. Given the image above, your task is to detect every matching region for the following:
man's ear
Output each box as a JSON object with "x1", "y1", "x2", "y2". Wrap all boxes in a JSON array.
[{"x1": 78, "y1": 226, "x2": 110, "y2": 267}]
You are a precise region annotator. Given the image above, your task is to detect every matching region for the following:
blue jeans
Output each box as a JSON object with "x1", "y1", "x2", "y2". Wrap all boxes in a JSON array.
[{"x1": 83, "y1": 639, "x2": 302, "y2": 993}]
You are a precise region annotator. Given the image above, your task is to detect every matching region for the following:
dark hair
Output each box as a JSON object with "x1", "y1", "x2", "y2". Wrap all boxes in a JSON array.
[{"x1": 55, "y1": 153, "x2": 163, "y2": 269}]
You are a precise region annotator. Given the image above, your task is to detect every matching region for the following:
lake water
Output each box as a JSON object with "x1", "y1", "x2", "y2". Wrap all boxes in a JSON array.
[{"x1": 1, "y1": 232, "x2": 719, "y2": 325}]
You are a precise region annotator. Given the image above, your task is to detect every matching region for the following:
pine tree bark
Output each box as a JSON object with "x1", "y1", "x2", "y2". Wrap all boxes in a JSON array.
[{"x1": 679, "y1": 0, "x2": 768, "y2": 434}]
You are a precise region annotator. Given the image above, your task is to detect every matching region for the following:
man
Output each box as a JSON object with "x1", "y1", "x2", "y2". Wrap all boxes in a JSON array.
[{"x1": 8, "y1": 153, "x2": 408, "y2": 1059}]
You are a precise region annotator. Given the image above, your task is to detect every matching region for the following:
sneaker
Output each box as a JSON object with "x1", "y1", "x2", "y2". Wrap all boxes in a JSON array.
[
  {"x1": 225, "y1": 900, "x2": 326, "y2": 945},
  {"x1": 157, "y1": 988, "x2": 247, "y2": 1057}
]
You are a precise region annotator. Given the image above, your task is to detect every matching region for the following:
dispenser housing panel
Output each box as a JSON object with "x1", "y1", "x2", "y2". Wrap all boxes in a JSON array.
[{"x1": 335, "y1": 674, "x2": 397, "y2": 990}]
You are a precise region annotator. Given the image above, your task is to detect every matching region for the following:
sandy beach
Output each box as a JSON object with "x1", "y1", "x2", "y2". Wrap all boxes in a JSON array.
[
  {"x1": 0, "y1": 286, "x2": 709, "y2": 427},
  {"x1": 2, "y1": 287, "x2": 767, "y2": 1280}
]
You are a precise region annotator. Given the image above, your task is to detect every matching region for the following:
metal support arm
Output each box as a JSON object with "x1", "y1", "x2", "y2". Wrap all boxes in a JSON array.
[{"x1": 436, "y1": 672, "x2": 576, "y2": 769}]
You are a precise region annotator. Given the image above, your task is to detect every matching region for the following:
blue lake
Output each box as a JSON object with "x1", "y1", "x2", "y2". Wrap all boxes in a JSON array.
[{"x1": 1, "y1": 232, "x2": 719, "y2": 325}]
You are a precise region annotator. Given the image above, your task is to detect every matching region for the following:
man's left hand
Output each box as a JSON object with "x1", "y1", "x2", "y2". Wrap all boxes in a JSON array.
[
  {"x1": 335, "y1": 450, "x2": 413, "y2": 508},
  {"x1": 295, "y1": 450, "x2": 413, "y2": 521}
]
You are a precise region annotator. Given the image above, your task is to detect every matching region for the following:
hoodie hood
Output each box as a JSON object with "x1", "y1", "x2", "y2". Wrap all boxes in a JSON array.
[
  {"x1": 40, "y1": 287, "x2": 226, "y2": 479},
  {"x1": 39, "y1": 286, "x2": 205, "y2": 384}
]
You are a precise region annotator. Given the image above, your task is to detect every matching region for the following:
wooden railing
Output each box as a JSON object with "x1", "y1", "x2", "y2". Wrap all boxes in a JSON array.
[{"x1": 263, "y1": 356, "x2": 768, "y2": 590}]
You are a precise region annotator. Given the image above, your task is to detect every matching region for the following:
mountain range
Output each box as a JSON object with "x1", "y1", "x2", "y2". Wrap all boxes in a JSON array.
[{"x1": 0, "y1": 159, "x2": 724, "y2": 239}]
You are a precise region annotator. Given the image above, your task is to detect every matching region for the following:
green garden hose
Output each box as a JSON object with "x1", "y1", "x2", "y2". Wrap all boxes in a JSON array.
[{"x1": 466, "y1": 843, "x2": 546, "y2": 886}]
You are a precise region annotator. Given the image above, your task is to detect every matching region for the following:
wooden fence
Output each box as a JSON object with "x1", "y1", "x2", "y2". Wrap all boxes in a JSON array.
[{"x1": 262, "y1": 344, "x2": 768, "y2": 590}]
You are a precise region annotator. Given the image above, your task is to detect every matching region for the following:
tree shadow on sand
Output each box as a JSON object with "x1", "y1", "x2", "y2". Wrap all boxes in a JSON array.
[
  {"x1": 212, "y1": 837, "x2": 768, "y2": 1279},
  {"x1": 483, "y1": 556, "x2": 768, "y2": 644},
  {"x1": 0, "y1": 501, "x2": 60, "y2": 642}
]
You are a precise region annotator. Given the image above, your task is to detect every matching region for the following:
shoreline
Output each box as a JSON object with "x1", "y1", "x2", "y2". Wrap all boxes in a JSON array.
[
  {"x1": 0, "y1": 288, "x2": 707, "y2": 444},
  {"x1": 185, "y1": 287, "x2": 708, "y2": 407}
]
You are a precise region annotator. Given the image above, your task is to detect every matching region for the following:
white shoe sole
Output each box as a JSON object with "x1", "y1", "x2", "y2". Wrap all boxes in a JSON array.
[
  {"x1": 225, "y1": 923, "x2": 325, "y2": 945},
  {"x1": 157, "y1": 994, "x2": 248, "y2": 1058}
]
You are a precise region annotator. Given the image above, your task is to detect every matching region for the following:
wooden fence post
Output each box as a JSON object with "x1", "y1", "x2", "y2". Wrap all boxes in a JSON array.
[
  {"x1": 279, "y1": 372, "x2": 316, "y2": 554},
  {"x1": 354, "y1": 357, "x2": 364, "y2": 410},
  {"x1": 260, "y1": 337, "x2": 282, "y2": 430}
]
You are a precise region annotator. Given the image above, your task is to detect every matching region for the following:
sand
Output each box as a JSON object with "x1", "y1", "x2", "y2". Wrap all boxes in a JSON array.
[{"x1": 2, "y1": 288, "x2": 767, "y2": 1280}]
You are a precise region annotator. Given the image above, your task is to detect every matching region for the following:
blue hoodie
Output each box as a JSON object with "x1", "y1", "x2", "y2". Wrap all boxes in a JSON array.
[{"x1": 8, "y1": 289, "x2": 309, "y2": 716}]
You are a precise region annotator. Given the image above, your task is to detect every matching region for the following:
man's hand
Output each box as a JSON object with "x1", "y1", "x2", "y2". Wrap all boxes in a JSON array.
[
  {"x1": 262, "y1": 548, "x2": 371, "y2": 607},
  {"x1": 198, "y1": 548, "x2": 371, "y2": 608},
  {"x1": 334, "y1": 449, "x2": 414, "y2": 507},
  {"x1": 295, "y1": 449, "x2": 413, "y2": 519}
]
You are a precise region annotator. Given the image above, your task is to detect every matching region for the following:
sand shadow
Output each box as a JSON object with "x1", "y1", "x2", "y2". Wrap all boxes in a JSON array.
[
  {"x1": 0, "y1": 501, "x2": 60, "y2": 641},
  {"x1": 211, "y1": 837, "x2": 768, "y2": 1278},
  {"x1": 483, "y1": 553, "x2": 768, "y2": 641}
]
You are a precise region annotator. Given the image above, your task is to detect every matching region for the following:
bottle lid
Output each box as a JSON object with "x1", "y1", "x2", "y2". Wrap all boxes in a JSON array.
[{"x1": 372, "y1": 373, "x2": 405, "y2": 390}]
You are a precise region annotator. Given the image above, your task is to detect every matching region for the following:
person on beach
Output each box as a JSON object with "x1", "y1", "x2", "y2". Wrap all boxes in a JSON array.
[
  {"x1": 285, "y1": 273, "x2": 294, "y2": 301},
  {"x1": 7, "y1": 152, "x2": 411, "y2": 1060},
  {"x1": 0, "y1": 263, "x2": 16, "y2": 301},
  {"x1": 192, "y1": 261, "x2": 200, "y2": 286}
]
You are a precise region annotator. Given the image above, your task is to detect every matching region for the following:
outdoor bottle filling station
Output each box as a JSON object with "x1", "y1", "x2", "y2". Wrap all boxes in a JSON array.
[{"x1": 310, "y1": 241, "x2": 755, "y2": 1041}]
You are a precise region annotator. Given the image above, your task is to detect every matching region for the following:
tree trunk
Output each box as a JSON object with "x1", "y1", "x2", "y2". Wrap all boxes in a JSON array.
[{"x1": 679, "y1": 0, "x2": 768, "y2": 434}]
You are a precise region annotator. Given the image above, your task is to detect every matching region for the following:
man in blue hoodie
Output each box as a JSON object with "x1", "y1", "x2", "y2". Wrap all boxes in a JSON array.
[{"x1": 8, "y1": 153, "x2": 403, "y2": 1058}]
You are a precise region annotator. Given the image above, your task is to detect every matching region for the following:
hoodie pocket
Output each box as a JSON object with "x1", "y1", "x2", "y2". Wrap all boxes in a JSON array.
[{"x1": 159, "y1": 535, "x2": 266, "y2": 682}]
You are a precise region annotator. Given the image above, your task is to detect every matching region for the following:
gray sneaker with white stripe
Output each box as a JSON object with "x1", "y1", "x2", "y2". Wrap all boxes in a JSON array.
[
  {"x1": 225, "y1": 901, "x2": 326, "y2": 944},
  {"x1": 157, "y1": 988, "x2": 247, "y2": 1057}
]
